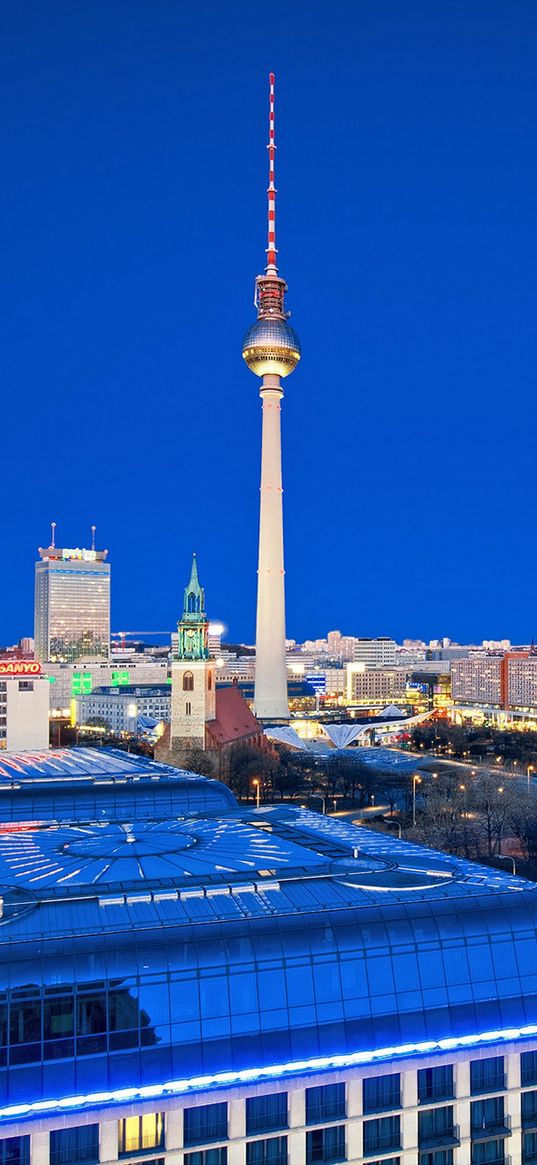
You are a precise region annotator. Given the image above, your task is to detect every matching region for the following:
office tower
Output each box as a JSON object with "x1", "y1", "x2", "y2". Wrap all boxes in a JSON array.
[{"x1": 34, "y1": 526, "x2": 110, "y2": 663}]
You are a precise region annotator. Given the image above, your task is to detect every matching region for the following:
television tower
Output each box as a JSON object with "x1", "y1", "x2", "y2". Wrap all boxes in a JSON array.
[{"x1": 242, "y1": 74, "x2": 301, "y2": 722}]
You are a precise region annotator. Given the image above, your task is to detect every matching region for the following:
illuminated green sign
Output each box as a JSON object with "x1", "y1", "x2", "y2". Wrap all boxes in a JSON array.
[
  {"x1": 111, "y1": 670, "x2": 130, "y2": 686},
  {"x1": 71, "y1": 673, "x2": 93, "y2": 695}
]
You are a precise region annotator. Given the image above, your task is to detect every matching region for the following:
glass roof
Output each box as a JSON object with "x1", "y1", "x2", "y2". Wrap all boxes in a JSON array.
[{"x1": 0, "y1": 748, "x2": 536, "y2": 1113}]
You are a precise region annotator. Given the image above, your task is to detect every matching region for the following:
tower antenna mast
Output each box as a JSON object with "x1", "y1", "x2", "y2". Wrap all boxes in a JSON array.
[
  {"x1": 266, "y1": 72, "x2": 277, "y2": 274},
  {"x1": 50, "y1": 522, "x2": 56, "y2": 550}
]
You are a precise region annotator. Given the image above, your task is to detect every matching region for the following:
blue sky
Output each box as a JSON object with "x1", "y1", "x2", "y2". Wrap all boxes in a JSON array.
[{"x1": 2, "y1": 0, "x2": 536, "y2": 645}]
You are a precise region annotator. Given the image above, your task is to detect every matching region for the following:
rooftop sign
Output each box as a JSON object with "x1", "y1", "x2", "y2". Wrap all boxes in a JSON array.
[
  {"x1": 62, "y1": 548, "x2": 97, "y2": 562},
  {"x1": 0, "y1": 661, "x2": 42, "y2": 676}
]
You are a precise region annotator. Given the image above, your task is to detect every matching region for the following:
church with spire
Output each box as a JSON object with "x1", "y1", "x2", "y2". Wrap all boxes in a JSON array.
[
  {"x1": 169, "y1": 553, "x2": 216, "y2": 755},
  {"x1": 157, "y1": 554, "x2": 269, "y2": 774}
]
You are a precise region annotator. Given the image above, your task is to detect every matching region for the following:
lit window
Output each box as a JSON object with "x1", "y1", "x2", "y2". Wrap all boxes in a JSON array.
[
  {"x1": 118, "y1": 1113, "x2": 164, "y2": 1155},
  {"x1": 183, "y1": 672, "x2": 194, "y2": 692}
]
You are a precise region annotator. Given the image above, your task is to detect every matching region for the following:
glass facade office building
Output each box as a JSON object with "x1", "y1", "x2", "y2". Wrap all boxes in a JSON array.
[
  {"x1": 2, "y1": 747, "x2": 537, "y2": 1165},
  {"x1": 34, "y1": 546, "x2": 110, "y2": 664}
]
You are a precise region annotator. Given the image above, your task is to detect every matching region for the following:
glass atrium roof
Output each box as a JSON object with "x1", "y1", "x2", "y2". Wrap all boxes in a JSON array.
[{"x1": 1, "y1": 748, "x2": 537, "y2": 1111}]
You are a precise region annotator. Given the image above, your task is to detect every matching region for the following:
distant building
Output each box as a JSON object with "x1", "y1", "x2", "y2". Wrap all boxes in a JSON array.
[
  {"x1": 352, "y1": 637, "x2": 396, "y2": 669},
  {"x1": 451, "y1": 655, "x2": 503, "y2": 707},
  {"x1": 76, "y1": 685, "x2": 171, "y2": 735},
  {"x1": 44, "y1": 659, "x2": 170, "y2": 719},
  {"x1": 507, "y1": 656, "x2": 537, "y2": 712},
  {"x1": 34, "y1": 533, "x2": 110, "y2": 664},
  {"x1": 0, "y1": 660, "x2": 49, "y2": 751},
  {"x1": 326, "y1": 630, "x2": 356, "y2": 662},
  {"x1": 451, "y1": 652, "x2": 537, "y2": 721},
  {"x1": 346, "y1": 663, "x2": 407, "y2": 707}
]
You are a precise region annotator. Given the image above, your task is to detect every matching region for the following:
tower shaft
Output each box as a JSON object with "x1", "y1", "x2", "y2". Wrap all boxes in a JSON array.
[{"x1": 254, "y1": 374, "x2": 288, "y2": 720}]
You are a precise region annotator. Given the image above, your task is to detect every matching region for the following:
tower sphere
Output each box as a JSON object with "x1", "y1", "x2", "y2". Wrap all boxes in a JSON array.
[{"x1": 242, "y1": 318, "x2": 301, "y2": 378}]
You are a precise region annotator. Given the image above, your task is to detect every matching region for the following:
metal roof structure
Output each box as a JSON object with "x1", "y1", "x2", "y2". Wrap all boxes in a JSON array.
[
  {"x1": 1, "y1": 748, "x2": 537, "y2": 1120},
  {"x1": 0, "y1": 746, "x2": 235, "y2": 823}
]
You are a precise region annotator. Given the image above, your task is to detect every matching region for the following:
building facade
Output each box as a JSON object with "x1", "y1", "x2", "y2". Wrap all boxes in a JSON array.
[
  {"x1": 1, "y1": 748, "x2": 537, "y2": 1165},
  {"x1": 35, "y1": 540, "x2": 110, "y2": 664},
  {"x1": 346, "y1": 663, "x2": 407, "y2": 707},
  {"x1": 451, "y1": 655, "x2": 503, "y2": 708},
  {"x1": 352, "y1": 638, "x2": 397, "y2": 669},
  {"x1": 44, "y1": 660, "x2": 170, "y2": 719},
  {"x1": 0, "y1": 660, "x2": 49, "y2": 751},
  {"x1": 76, "y1": 684, "x2": 171, "y2": 734}
]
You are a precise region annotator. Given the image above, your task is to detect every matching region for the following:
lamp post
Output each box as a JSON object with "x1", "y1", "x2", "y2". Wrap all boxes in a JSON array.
[
  {"x1": 528, "y1": 765, "x2": 535, "y2": 791},
  {"x1": 412, "y1": 774, "x2": 421, "y2": 827},
  {"x1": 252, "y1": 779, "x2": 261, "y2": 809},
  {"x1": 496, "y1": 853, "x2": 517, "y2": 876}
]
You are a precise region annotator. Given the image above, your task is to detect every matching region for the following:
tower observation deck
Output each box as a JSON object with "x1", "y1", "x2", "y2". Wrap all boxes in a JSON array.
[{"x1": 242, "y1": 74, "x2": 300, "y2": 722}]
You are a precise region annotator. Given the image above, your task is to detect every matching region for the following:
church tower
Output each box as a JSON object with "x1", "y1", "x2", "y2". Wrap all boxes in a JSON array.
[{"x1": 170, "y1": 554, "x2": 216, "y2": 753}]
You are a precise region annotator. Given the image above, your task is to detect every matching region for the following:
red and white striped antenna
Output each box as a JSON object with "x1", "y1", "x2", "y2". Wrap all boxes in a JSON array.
[{"x1": 266, "y1": 72, "x2": 277, "y2": 274}]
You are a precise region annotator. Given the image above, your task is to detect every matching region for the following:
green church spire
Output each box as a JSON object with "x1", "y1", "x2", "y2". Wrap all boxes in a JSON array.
[
  {"x1": 177, "y1": 553, "x2": 209, "y2": 660},
  {"x1": 183, "y1": 552, "x2": 206, "y2": 622}
]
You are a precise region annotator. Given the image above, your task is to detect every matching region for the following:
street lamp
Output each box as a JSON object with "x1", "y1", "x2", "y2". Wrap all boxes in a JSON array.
[
  {"x1": 496, "y1": 854, "x2": 517, "y2": 875},
  {"x1": 528, "y1": 765, "x2": 535, "y2": 790},
  {"x1": 412, "y1": 774, "x2": 421, "y2": 827},
  {"x1": 252, "y1": 779, "x2": 260, "y2": 809}
]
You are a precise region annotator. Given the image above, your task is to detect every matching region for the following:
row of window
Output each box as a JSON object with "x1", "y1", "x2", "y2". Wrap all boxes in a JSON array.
[
  {"x1": 6, "y1": 1103, "x2": 537, "y2": 1165},
  {"x1": 0, "y1": 1126, "x2": 522, "y2": 1165}
]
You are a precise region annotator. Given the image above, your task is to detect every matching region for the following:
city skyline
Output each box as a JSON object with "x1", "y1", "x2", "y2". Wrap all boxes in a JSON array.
[{"x1": 3, "y1": 1, "x2": 537, "y2": 646}]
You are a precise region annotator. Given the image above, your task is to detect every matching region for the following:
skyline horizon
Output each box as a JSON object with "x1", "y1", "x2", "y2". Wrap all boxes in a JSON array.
[{"x1": 3, "y1": 528, "x2": 532, "y2": 651}]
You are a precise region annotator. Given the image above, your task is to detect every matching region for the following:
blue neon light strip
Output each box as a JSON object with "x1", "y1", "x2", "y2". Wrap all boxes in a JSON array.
[{"x1": 3, "y1": 1022, "x2": 537, "y2": 1123}]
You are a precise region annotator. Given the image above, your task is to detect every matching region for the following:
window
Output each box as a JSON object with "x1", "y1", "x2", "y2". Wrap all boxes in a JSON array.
[
  {"x1": 470, "y1": 1057, "x2": 505, "y2": 1095},
  {"x1": 471, "y1": 1139, "x2": 506, "y2": 1165},
  {"x1": 418, "y1": 1066, "x2": 454, "y2": 1104},
  {"x1": 118, "y1": 1114, "x2": 164, "y2": 1155},
  {"x1": 185, "y1": 1154, "x2": 227, "y2": 1165},
  {"x1": 184, "y1": 1103, "x2": 228, "y2": 1147},
  {"x1": 363, "y1": 1074, "x2": 400, "y2": 1114},
  {"x1": 246, "y1": 1093, "x2": 288, "y2": 1135},
  {"x1": 306, "y1": 1083, "x2": 345, "y2": 1124},
  {"x1": 246, "y1": 1137, "x2": 287, "y2": 1165},
  {"x1": 420, "y1": 1154, "x2": 453, "y2": 1165},
  {"x1": 183, "y1": 672, "x2": 194, "y2": 691},
  {"x1": 186, "y1": 701, "x2": 192, "y2": 715},
  {"x1": 363, "y1": 1116, "x2": 401, "y2": 1157},
  {"x1": 523, "y1": 1130, "x2": 537, "y2": 1163},
  {"x1": 367, "y1": 1160, "x2": 400, "y2": 1165},
  {"x1": 0, "y1": 1139, "x2": 30, "y2": 1165},
  {"x1": 18, "y1": 682, "x2": 33, "y2": 692},
  {"x1": 418, "y1": 1107, "x2": 456, "y2": 1148},
  {"x1": 305, "y1": 1126, "x2": 345, "y2": 1164},
  {"x1": 208, "y1": 672, "x2": 212, "y2": 690},
  {"x1": 522, "y1": 1093, "x2": 537, "y2": 1129},
  {"x1": 523, "y1": 1053, "x2": 537, "y2": 1088},
  {"x1": 471, "y1": 1097, "x2": 507, "y2": 1138},
  {"x1": 50, "y1": 1126, "x2": 99, "y2": 1165}
]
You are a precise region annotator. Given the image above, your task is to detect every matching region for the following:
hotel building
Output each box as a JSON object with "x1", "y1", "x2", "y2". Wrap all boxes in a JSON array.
[
  {"x1": 35, "y1": 542, "x2": 110, "y2": 665},
  {"x1": 0, "y1": 748, "x2": 537, "y2": 1165}
]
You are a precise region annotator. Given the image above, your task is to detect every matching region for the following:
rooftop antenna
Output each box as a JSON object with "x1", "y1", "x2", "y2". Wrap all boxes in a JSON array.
[
  {"x1": 91, "y1": 525, "x2": 96, "y2": 551},
  {"x1": 50, "y1": 521, "x2": 56, "y2": 549},
  {"x1": 266, "y1": 72, "x2": 277, "y2": 275}
]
